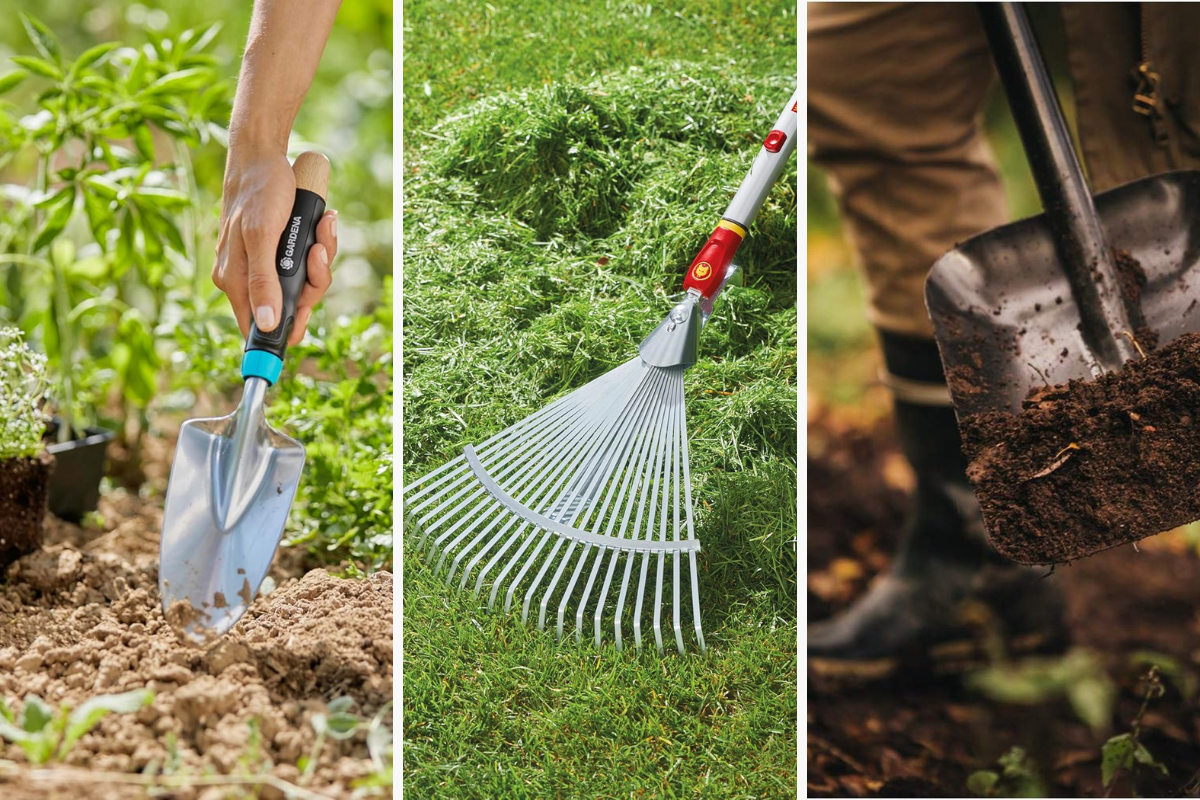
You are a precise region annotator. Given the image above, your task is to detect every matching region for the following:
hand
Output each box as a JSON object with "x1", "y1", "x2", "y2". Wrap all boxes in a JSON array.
[{"x1": 213, "y1": 145, "x2": 338, "y2": 346}]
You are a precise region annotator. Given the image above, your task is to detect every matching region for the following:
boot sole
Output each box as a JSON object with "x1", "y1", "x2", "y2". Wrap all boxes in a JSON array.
[{"x1": 807, "y1": 629, "x2": 1064, "y2": 684}]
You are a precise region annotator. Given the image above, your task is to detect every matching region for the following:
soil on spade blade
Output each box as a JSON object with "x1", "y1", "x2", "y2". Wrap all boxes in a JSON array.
[
  {"x1": 807, "y1": 412, "x2": 1200, "y2": 798},
  {"x1": 961, "y1": 331, "x2": 1200, "y2": 565},
  {"x1": 0, "y1": 491, "x2": 392, "y2": 800}
]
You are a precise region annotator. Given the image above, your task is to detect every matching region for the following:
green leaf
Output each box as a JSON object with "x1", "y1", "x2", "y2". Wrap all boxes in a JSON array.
[
  {"x1": 143, "y1": 68, "x2": 209, "y2": 95},
  {"x1": 133, "y1": 125, "x2": 154, "y2": 163},
  {"x1": 1102, "y1": 733, "x2": 1134, "y2": 788},
  {"x1": 1066, "y1": 674, "x2": 1116, "y2": 733},
  {"x1": 32, "y1": 187, "x2": 75, "y2": 253},
  {"x1": 19, "y1": 13, "x2": 62, "y2": 65},
  {"x1": 10, "y1": 56, "x2": 61, "y2": 81},
  {"x1": 327, "y1": 712, "x2": 360, "y2": 740},
  {"x1": 0, "y1": 70, "x2": 29, "y2": 94},
  {"x1": 967, "y1": 770, "x2": 999, "y2": 797},
  {"x1": 83, "y1": 188, "x2": 115, "y2": 244},
  {"x1": 328, "y1": 696, "x2": 356, "y2": 714},
  {"x1": 59, "y1": 689, "x2": 153, "y2": 759},
  {"x1": 69, "y1": 42, "x2": 119, "y2": 78},
  {"x1": 187, "y1": 22, "x2": 223, "y2": 54},
  {"x1": 20, "y1": 695, "x2": 54, "y2": 733}
]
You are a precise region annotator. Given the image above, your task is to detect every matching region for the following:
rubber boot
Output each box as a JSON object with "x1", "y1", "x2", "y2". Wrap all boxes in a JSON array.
[{"x1": 808, "y1": 332, "x2": 1068, "y2": 680}]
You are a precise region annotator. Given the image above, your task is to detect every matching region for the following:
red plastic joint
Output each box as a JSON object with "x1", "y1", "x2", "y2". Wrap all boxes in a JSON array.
[
  {"x1": 682, "y1": 225, "x2": 744, "y2": 299},
  {"x1": 763, "y1": 129, "x2": 787, "y2": 153}
]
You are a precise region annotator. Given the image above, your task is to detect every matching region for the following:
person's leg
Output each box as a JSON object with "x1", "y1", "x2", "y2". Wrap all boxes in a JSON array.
[{"x1": 808, "y1": 2, "x2": 1065, "y2": 676}]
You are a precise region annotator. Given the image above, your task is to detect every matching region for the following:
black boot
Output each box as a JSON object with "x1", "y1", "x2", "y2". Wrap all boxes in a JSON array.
[{"x1": 808, "y1": 333, "x2": 1068, "y2": 680}]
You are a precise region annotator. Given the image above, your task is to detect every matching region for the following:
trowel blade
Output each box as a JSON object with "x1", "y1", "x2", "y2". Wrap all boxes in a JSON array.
[{"x1": 159, "y1": 403, "x2": 304, "y2": 643}]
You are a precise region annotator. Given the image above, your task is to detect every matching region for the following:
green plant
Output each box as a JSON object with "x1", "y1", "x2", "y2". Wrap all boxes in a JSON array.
[
  {"x1": 0, "y1": 689, "x2": 152, "y2": 765},
  {"x1": 1101, "y1": 665, "x2": 1169, "y2": 796},
  {"x1": 967, "y1": 746, "x2": 1047, "y2": 798},
  {"x1": 299, "y1": 697, "x2": 392, "y2": 791},
  {"x1": 966, "y1": 648, "x2": 1116, "y2": 734},
  {"x1": 274, "y1": 282, "x2": 393, "y2": 570},
  {"x1": 0, "y1": 12, "x2": 231, "y2": 449},
  {"x1": 0, "y1": 326, "x2": 48, "y2": 459}
]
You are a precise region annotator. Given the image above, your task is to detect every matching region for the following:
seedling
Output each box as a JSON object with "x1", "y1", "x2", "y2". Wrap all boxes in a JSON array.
[
  {"x1": 299, "y1": 697, "x2": 392, "y2": 788},
  {"x1": 0, "y1": 689, "x2": 152, "y2": 765}
]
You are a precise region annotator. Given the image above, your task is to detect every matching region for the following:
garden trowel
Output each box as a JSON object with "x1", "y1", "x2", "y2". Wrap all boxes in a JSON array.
[{"x1": 160, "y1": 151, "x2": 328, "y2": 642}]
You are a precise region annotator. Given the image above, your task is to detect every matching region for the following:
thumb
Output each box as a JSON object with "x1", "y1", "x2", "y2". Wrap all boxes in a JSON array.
[{"x1": 245, "y1": 219, "x2": 283, "y2": 332}]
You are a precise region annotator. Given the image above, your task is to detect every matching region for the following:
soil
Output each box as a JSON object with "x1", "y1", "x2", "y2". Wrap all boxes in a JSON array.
[
  {"x1": 0, "y1": 451, "x2": 54, "y2": 569},
  {"x1": 0, "y1": 491, "x2": 393, "y2": 800},
  {"x1": 961, "y1": 332, "x2": 1200, "y2": 565},
  {"x1": 807, "y1": 412, "x2": 1200, "y2": 797}
]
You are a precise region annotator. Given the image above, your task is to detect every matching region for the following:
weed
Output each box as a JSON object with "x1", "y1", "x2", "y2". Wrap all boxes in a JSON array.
[
  {"x1": 966, "y1": 648, "x2": 1116, "y2": 734},
  {"x1": 1101, "y1": 665, "x2": 1169, "y2": 796},
  {"x1": 968, "y1": 746, "x2": 1047, "y2": 798},
  {"x1": 0, "y1": 689, "x2": 152, "y2": 765}
]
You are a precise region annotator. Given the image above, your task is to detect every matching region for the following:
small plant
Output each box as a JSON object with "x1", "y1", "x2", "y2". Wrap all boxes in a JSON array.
[
  {"x1": 1101, "y1": 665, "x2": 1168, "y2": 796},
  {"x1": 967, "y1": 746, "x2": 1047, "y2": 798},
  {"x1": 0, "y1": 327, "x2": 48, "y2": 460},
  {"x1": 299, "y1": 697, "x2": 392, "y2": 791},
  {"x1": 0, "y1": 688, "x2": 152, "y2": 765},
  {"x1": 966, "y1": 648, "x2": 1116, "y2": 733}
]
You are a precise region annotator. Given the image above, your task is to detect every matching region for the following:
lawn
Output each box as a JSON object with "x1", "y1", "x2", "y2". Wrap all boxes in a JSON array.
[{"x1": 401, "y1": 1, "x2": 797, "y2": 797}]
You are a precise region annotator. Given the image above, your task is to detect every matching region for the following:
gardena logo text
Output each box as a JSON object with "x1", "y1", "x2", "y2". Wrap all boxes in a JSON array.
[{"x1": 281, "y1": 215, "x2": 302, "y2": 269}]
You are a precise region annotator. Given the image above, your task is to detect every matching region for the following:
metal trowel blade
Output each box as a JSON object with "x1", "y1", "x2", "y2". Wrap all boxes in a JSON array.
[{"x1": 158, "y1": 378, "x2": 304, "y2": 642}]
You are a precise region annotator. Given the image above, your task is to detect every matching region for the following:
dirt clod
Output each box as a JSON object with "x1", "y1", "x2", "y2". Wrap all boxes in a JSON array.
[{"x1": 0, "y1": 451, "x2": 54, "y2": 569}]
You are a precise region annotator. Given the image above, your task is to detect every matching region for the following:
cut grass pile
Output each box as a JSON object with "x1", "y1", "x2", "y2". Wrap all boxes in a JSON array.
[{"x1": 402, "y1": 3, "x2": 796, "y2": 796}]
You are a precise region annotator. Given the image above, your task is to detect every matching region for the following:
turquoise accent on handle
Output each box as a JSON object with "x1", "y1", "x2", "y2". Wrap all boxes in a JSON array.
[{"x1": 241, "y1": 350, "x2": 283, "y2": 385}]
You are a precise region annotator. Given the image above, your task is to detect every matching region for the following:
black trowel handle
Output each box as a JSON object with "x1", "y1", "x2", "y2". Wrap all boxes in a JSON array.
[
  {"x1": 242, "y1": 152, "x2": 330, "y2": 384},
  {"x1": 977, "y1": 3, "x2": 1138, "y2": 370}
]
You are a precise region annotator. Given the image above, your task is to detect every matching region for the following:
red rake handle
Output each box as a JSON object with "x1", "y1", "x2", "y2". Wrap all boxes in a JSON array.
[{"x1": 682, "y1": 89, "x2": 799, "y2": 298}]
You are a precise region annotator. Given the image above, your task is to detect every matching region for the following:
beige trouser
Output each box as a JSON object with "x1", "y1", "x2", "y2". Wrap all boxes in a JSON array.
[{"x1": 809, "y1": 2, "x2": 1200, "y2": 339}]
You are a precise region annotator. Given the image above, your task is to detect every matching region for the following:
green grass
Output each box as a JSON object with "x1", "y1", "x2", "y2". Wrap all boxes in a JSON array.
[{"x1": 402, "y1": 1, "x2": 796, "y2": 796}]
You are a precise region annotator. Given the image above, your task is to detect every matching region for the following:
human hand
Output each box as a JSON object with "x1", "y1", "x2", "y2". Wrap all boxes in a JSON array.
[{"x1": 213, "y1": 145, "x2": 338, "y2": 345}]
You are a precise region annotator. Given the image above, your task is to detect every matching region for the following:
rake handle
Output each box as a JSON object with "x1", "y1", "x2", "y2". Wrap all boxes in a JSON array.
[
  {"x1": 682, "y1": 88, "x2": 799, "y2": 299},
  {"x1": 978, "y1": 2, "x2": 1137, "y2": 370},
  {"x1": 242, "y1": 152, "x2": 330, "y2": 385}
]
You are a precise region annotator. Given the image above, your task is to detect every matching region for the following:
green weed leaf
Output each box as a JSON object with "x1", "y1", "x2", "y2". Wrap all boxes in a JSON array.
[
  {"x1": 20, "y1": 695, "x2": 53, "y2": 733},
  {"x1": 19, "y1": 13, "x2": 62, "y2": 65},
  {"x1": 0, "y1": 70, "x2": 29, "y2": 94},
  {"x1": 69, "y1": 42, "x2": 119, "y2": 77},
  {"x1": 10, "y1": 56, "x2": 61, "y2": 81},
  {"x1": 967, "y1": 770, "x2": 999, "y2": 797},
  {"x1": 60, "y1": 688, "x2": 153, "y2": 758},
  {"x1": 133, "y1": 125, "x2": 155, "y2": 162},
  {"x1": 32, "y1": 187, "x2": 75, "y2": 253},
  {"x1": 143, "y1": 68, "x2": 208, "y2": 95}
]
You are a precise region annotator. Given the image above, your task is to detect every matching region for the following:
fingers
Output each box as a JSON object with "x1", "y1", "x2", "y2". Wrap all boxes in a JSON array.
[
  {"x1": 289, "y1": 238, "x2": 335, "y2": 345},
  {"x1": 245, "y1": 214, "x2": 286, "y2": 332},
  {"x1": 213, "y1": 225, "x2": 253, "y2": 337}
]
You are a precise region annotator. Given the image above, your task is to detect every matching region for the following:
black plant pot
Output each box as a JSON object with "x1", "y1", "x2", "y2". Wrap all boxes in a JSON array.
[{"x1": 45, "y1": 424, "x2": 115, "y2": 522}]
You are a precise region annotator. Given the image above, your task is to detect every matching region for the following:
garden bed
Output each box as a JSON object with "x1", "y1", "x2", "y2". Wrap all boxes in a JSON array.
[
  {"x1": 807, "y1": 411, "x2": 1200, "y2": 797},
  {"x1": 0, "y1": 489, "x2": 392, "y2": 799}
]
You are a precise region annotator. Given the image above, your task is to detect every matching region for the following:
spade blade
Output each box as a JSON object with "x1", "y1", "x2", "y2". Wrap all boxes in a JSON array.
[{"x1": 159, "y1": 380, "x2": 304, "y2": 643}]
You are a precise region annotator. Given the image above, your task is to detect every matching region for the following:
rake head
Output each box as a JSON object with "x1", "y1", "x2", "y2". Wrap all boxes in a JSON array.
[{"x1": 403, "y1": 346, "x2": 707, "y2": 655}]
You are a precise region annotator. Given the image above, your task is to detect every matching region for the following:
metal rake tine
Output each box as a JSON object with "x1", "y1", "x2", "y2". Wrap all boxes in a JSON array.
[
  {"x1": 546, "y1": 369, "x2": 666, "y2": 639},
  {"x1": 447, "y1": 389, "x2": 630, "y2": 588},
  {"x1": 670, "y1": 371, "x2": 686, "y2": 655},
  {"x1": 678, "y1": 372, "x2": 705, "y2": 653},
  {"x1": 432, "y1": 496, "x2": 500, "y2": 572},
  {"x1": 513, "y1": 369, "x2": 662, "y2": 617},
  {"x1": 521, "y1": 536, "x2": 565, "y2": 624},
  {"x1": 592, "y1": 365, "x2": 675, "y2": 646},
  {"x1": 504, "y1": 530, "x2": 553, "y2": 613}
]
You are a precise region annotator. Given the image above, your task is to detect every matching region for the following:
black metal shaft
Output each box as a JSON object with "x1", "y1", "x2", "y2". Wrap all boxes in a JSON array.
[{"x1": 977, "y1": 2, "x2": 1136, "y2": 370}]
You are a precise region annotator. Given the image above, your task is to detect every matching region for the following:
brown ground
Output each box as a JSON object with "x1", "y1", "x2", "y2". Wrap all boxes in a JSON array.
[
  {"x1": 0, "y1": 490, "x2": 392, "y2": 800},
  {"x1": 0, "y1": 451, "x2": 53, "y2": 566},
  {"x1": 807, "y1": 412, "x2": 1200, "y2": 798}
]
